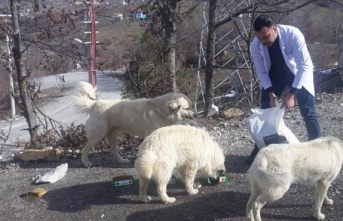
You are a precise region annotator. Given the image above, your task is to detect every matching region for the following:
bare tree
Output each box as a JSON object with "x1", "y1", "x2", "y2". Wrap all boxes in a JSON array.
[
  {"x1": 34, "y1": 0, "x2": 41, "y2": 12},
  {"x1": 159, "y1": 0, "x2": 179, "y2": 92},
  {"x1": 145, "y1": 0, "x2": 183, "y2": 92},
  {"x1": 0, "y1": 1, "x2": 83, "y2": 147},
  {"x1": 204, "y1": 0, "x2": 217, "y2": 115},
  {"x1": 327, "y1": 9, "x2": 343, "y2": 43},
  {"x1": 122, "y1": 0, "x2": 200, "y2": 97},
  {"x1": 10, "y1": 0, "x2": 39, "y2": 146}
]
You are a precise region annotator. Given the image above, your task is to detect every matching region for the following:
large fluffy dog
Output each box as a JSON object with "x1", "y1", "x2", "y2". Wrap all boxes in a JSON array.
[
  {"x1": 135, "y1": 125, "x2": 226, "y2": 204},
  {"x1": 74, "y1": 81, "x2": 196, "y2": 167},
  {"x1": 246, "y1": 136, "x2": 343, "y2": 221}
]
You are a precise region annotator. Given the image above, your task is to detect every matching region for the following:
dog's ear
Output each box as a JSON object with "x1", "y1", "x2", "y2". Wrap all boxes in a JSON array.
[{"x1": 169, "y1": 102, "x2": 181, "y2": 112}]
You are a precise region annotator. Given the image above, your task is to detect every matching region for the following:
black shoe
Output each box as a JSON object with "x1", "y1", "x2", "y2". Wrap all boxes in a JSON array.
[{"x1": 245, "y1": 145, "x2": 259, "y2": 165}]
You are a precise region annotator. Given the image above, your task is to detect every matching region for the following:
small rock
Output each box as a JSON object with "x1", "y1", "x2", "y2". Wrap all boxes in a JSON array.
[
  {"x1": 220, "y1": 108, "x2": 244, "y2": 118},
  {"x1": 14, "y1": 148, "x2": 62, "y2": 162}
]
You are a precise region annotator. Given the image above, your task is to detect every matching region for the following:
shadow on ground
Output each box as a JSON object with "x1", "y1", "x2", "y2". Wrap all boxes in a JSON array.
[
  {"x1": 13, "y1": 152, "x2": 135, "y2": 169},
  {"x1": 45, "y1": 179, "x2": 249, "y2": 220}
]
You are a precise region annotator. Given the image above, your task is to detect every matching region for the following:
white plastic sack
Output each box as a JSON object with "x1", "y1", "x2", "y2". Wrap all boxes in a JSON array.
[
  {"x1": 246, "y1": 101, "x2": 299, "y2": 149},
  {"x1": 35, "y1": 163, "x2": 68, "y2": 184}
]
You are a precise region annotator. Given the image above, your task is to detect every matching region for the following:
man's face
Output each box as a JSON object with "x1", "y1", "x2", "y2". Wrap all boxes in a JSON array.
[{"x1": 254, "y1": 26, "x2": 278, "y2": 47}]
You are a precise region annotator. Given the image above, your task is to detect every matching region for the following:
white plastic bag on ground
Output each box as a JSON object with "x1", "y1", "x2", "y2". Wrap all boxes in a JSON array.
[
  {"x1": 246, "y1": 101, "x2": 299, "y2": 149},
  {"x1": 35, "y1": 163, "x2": 68, "y2": 184}
]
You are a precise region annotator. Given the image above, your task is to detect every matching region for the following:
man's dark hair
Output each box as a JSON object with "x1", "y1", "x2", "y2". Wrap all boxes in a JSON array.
[{"x1": 253, "y1": 15, "x2": 275, "y2": 31}]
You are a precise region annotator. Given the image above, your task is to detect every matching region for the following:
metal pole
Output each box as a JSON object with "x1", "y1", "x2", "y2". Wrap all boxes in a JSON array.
[
  {"x1": 339, "y1": 25, "x2": 343, "y2": 82},
  {"x1": 90, "y1": 0, "x2": 97, "y2": 87},
  {"x1": 6, "y1": 34, "x2": 16, "y2": 118},
  {"x1": 1, "y1": 14, "x2": 15, "y2": 118}
]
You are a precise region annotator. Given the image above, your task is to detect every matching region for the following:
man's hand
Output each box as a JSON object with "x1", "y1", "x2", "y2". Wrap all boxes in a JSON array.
[
  {"x1": 282, "y1": 93, "x2": 295, "y2": 110},
  {"x1": 268, "y1": 92, "x2": 278, "y2": 107}
]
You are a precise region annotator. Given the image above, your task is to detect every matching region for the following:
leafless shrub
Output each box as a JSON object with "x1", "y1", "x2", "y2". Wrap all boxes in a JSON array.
[{"x1": 18, "y1": 123, "x2": 142, "y2": 155}]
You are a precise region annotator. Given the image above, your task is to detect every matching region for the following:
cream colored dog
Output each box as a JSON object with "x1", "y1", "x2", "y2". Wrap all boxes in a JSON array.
[
  {"x1": 135, "y1": 125, "x2": 226, "y2": 204},
  {"x1": 74, "y1": 81, "x2": 196, "y2": 167},
  {"x1": 246, "y1": 136, "x2": 343, "y2": 221}
]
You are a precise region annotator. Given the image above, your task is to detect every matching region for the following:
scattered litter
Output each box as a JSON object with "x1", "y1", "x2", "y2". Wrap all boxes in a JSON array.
[
  {"x1": 111, "y1": 173, "x2": 231, "y2": 188},
  {"x1": 28, "y1": 188, "x2": 48, "y2": 198},
  {"x1": 111, "y1": 175, "x2": 139, "y2": 187},
  {"x1": 35, "y1": 163, "x2": 68, "y2": 184},
  {"x1": 20, "y1": 187, "x2": 48, "y2": 201},
  {"x1": 224, "y1": 91, "x2": 237, "y2": 98},
  {"x1": 202, "y1": 172, "x2": 230, "y2": 186},
  {"x1": 207, "y1": 104, "x2": 219, "y2": 118}
]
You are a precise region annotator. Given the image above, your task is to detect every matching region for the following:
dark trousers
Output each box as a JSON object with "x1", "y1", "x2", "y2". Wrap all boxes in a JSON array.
[
  {"x1": 249, "y1": 79, "x2": 321, "y2": 161},
  {"x1": 260, "y1": 86, "x2": 321, "y2": 140}
]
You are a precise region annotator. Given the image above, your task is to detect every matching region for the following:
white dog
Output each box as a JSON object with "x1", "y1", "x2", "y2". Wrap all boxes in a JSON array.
[
  {"x1": 135, "y1": 125, "x2": 226, "y2": 204},
  {"x1": 73, "y1": 81, "x2": 196, "y2": 167},
  {"x1": 246, "y1": 136, "x2": 343, "y2": 221}
]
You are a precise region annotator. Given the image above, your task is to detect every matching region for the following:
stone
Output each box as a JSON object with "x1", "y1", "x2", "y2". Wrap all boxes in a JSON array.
[
  {"x1": 14, "y1": 148, "x2": 62, "y2": 162},
  {"x1": 221, "y1": 108, "x2": 244, "y2": 118}
]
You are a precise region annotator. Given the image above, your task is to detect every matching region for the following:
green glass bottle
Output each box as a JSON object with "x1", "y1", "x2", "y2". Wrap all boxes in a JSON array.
[
  {"x1": 111, "y1": 175, "x2": 139, "y2": 188},
  {"x1": 202, "y1": 173, "x2": 230, "y2": 186}
]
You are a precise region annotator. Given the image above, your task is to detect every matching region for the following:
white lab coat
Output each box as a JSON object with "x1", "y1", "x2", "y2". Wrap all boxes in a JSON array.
[{"x1": 251, "y1": 24, "x2": 315, "y2": 96}]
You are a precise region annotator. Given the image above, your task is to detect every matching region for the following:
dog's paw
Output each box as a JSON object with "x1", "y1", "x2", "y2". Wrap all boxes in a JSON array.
[
  {"x1": 324, "y1": 198, "x2": 334, "y2": 205},
  {"x1": 140, "y1": 196, "x2": 152, "y2": 203},
  {"x1": 246, "y1": 212, "x2": 254, "y2": 221},
  {"x1": 313, "y1": 212, "x2": 325, "y2": 220},
  {"x1": 163, "y1": 197, "x2": 176, "y2": 204},
  {"x1": 187, "y1": 188, "x2": 199, "y2": 195}
]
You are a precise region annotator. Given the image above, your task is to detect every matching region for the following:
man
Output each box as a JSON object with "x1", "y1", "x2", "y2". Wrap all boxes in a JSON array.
[{"x1": 246, "y1": 14, "x2": 321, "y2": 164}]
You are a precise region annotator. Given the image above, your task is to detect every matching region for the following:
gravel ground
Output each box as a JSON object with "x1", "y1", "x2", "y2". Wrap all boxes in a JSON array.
[{"x1": 0, "y1": 91, "x2": 343, "y2": 221}]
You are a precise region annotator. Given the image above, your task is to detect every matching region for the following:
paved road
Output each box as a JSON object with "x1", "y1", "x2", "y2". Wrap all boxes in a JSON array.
[
  {"x1": 1, "y1": 151, "x2": 343, "y2": 221},
  {"x1": 0, "y1": 71, "x2": 122, "y2": 160}
]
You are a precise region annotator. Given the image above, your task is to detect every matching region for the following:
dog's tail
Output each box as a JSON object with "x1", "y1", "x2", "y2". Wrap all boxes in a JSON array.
[
  {"x1": 249, "y1": 158, "x2": 292, "y2": 187},
  {"x1": 73, "y1": 81, "x2": 97, "y2": 114},
  {"x1": 135, "y1": 150, "x2": 158, "y2": 180}
]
